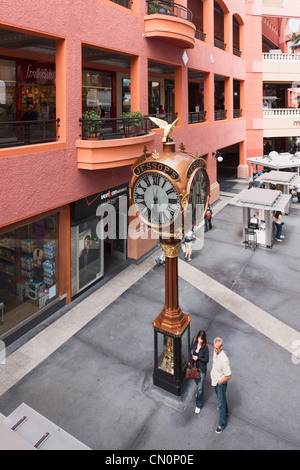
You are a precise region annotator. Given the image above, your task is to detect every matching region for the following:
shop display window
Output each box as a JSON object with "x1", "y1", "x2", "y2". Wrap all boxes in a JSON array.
[
  {"x1": 0, "y1": 59, "x2": 16, "y2": 123},
  {"x1": 21, "y1": 84, "x2": 56, "y2": 121},
  {"x1": 0, "y1": 215, "x2": 58, "y2": 336}
]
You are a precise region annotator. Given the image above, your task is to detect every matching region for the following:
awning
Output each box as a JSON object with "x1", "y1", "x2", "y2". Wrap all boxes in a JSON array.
[
  {"x1": 228, "y1": 188, "x2": 291, "y2": 213},
  {"x1": 247, "y1": 151, "x2": 300, "y2": 171},
  {"x1": 255, "y1": 170, "x2": 300, "y2": 186}
]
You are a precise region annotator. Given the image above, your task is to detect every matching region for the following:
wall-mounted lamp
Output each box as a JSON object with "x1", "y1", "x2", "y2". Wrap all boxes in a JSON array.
[{"x1": 213, "y1": 151, "x2": 223, "y2": 162}]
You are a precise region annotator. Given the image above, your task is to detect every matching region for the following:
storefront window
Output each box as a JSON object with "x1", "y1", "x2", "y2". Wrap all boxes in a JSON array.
[
  {"x1": 0, "y1": 215, "x2": 58, "y2": 337},
  {"x1": 0, "y1": 59, "x2": 16, "y2": 123},
  {"x1": 82, "y1": 70, "x2": 112, "y2": 117},
  {"x1": 21, "y1": 84, "x2": 56, "y2": 121}
]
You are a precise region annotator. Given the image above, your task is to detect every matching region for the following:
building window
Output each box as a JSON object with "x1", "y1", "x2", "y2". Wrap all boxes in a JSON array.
[
  {"x1": 0, "y1": 215, "x2": 58, "y2": 337},
  {"x1": 188, "y1": 70, "x2": 207, "y2": 123},
  {"x1": 82, "y1": 70, "x2": 112, "y2": 118}
]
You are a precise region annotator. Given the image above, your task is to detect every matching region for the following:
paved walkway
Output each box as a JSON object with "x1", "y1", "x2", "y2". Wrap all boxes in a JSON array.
[{"x1": 0, "y1": 185, "x2": 299, "y2": 450}]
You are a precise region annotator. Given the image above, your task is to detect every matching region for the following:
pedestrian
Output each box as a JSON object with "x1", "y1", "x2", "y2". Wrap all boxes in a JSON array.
[
  {"x1": 191, "y1": 330, "x2": 209, "y2": 414},
  {"x1": 296, "y1": 183, "x2": 300, "y2": 204},
  {"x1": 210, "y1": 337, "x2": 232, "y2": 434},
  {"x1": 273, "y1": 210, "x2": 285, "y2": 242},
  {"x1": 184, "y1": 230, "x2": 198, "y2": 262},
  {"x1": 155, "y1": 248, "x2": 165, "y2": 266},
  {"x1": 205, "y1": 206, "x2": 213, "y2": 232}
]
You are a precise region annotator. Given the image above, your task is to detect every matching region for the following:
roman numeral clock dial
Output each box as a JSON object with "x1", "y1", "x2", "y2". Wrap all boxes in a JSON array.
[{"x1": 133, "y1": 172, "x2": 180, "y2": 227}]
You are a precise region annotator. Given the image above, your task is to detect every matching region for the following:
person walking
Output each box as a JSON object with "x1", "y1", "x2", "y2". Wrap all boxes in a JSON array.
[
  {"x1": 204, "y1": 206, "x2": 213, "y2": 232},
  {"x1": 191, "y1": 330, "x2": 209, "y2": 414},
  {"x1": 184, "y1": 230, "x2": 198, "y2": 262},
  {"x1": 273, "y1": 210, "x2": 285, "y2": 242},
  {"x1": 211, "y1": 337, "x2": 232, "y2": 434}
]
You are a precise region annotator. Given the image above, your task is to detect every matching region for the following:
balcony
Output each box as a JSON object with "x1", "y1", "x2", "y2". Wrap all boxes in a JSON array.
[
  {"x1": 214, "y1": 110, "x2": 227, "y2": 121},
  {"x1": 144, "y1": 0, "x2": 196, "y2": 49},
  {"x1": 263, "y1": 53, "x2": 300, "y2": 82},
  {"x1": 263, "y1": 108, "x2": 300, "y2": 138},
  {"x1": 188, "y1": 111, "x2": 207, "y2": 124},
  {"x1": 77, "y1": 116, "x2": 155, "y2": 170}
]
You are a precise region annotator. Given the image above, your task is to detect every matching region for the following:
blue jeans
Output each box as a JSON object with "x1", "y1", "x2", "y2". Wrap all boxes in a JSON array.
[
  {"x1": 205, "y1": 218, "x2": 212, "y2": 231},
  {"x1": 194, "y1": 371, "x2": 206, "y2": 408},
  {"x1": 275, "y1": 222, "x2": 282, "y2": 239},
  {"x1": 215, "y1": 383, "x2": 229, "y2": 429}
]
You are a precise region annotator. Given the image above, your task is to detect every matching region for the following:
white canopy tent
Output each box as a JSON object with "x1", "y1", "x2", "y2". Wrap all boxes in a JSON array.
[
  {"x1": 229, "y1": 188, "x2": 291, "y2": 248},
  {"x1": 247, "y1": 151, "x2": 300, "y2": 179}
]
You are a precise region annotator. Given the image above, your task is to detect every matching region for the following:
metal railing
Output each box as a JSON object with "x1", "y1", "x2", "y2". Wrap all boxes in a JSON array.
[
  {"x1": 233, "y1": 109, "x2": 242, "y2": 118},
  {"x1": 214, "y1": 38, "x2": 226, "y2": 50},
  {"x1": 233, "y1": 47, "x2": 242, "y2": 57},
  {"x1": 146, "y1": 0, "x2": 192, "y2": 22},
  {"x1": 79, "y1": 116, "x2": 152, "y2": 140},
  {"x1": 195, "y1": 29, "x2": 206, "y2": 42},
  {"x1": 110, "y1": 0, "x2": 131, "y2": 8},
  {"x1": 0, "y1": 119, "x2": 60, "y2": 149},
  {"x1": 148, "y1": 112, "x2": 178, "y2": 127},
  {"x1": 214, "y1": 110, "x2": 227, "y2": 121},
  {"x1": 188, "y1": 111, "x2": 207, "y2": 124}
]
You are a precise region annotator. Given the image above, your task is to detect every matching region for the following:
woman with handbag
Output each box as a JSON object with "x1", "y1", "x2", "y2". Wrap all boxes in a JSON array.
[{"x1": 191, "y1": 330, "x2": 209, "y2": 414}]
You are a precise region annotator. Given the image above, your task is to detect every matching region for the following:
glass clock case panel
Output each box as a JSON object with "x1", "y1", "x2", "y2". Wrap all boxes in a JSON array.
[
  {"x1": 181, "y1": 327, "x2": 190, "y2": 371},
  {"x1": 188, "y1": 168, "x2": 209, "y2": 226},
  {"x1": 157, "y1": 332, "x2": 175, "y2": 375}
]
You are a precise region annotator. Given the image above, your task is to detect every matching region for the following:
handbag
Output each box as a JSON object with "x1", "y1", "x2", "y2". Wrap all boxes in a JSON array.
[{"x1": 185, "y1": 361, "x2": 200, "y2": 380}]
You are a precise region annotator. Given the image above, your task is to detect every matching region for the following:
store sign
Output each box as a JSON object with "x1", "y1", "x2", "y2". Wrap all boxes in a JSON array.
[
  {"x1": 20, "y1": 61, "x2": 55, "y2": 84},
  {"x1": 71, "y1": 184, "x2": 129, "y2": 224}
]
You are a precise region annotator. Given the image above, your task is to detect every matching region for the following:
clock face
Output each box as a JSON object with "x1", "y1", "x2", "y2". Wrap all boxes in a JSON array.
[
  {"x1": 188, "y1": 168, "x2": 209, "y2": 226},
  {"x1": 133, "y1": 172, "x2": 181, "y2": 227}
]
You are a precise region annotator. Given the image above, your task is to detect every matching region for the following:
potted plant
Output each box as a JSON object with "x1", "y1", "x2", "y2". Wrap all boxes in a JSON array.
[
  {"x1": 121, "y1": 111, "x2": 144, "y2": 135},
  {"x1": 81, "y1": 109, "x2": 103, "y2": 138}
]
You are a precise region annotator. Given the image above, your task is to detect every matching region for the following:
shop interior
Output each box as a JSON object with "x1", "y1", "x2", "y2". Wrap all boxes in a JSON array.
[{"x1": 0, "y1": 216, "x2": 58, "y2": 337}]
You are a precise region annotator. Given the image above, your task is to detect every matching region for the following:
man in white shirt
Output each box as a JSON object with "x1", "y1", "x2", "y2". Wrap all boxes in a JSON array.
[{"x1": 210, "y1": 337, "x2": 232, "y2": 434}]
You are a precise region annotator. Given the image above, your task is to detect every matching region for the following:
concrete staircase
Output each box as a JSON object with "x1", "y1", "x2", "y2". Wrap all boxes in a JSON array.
[{"x1": 0, "y1": 403, "x2": 90, "y2": 450}]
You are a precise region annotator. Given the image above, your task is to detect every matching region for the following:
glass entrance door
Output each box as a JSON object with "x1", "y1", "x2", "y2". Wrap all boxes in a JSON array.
[{"x1": 78, "y1": 219, "x2": 103, "y2": 291}]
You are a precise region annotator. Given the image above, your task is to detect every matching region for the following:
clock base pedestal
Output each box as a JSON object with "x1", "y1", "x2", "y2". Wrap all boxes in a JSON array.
[{"x1": 152, "y1": 319, "x2": 191, "y2": 396}]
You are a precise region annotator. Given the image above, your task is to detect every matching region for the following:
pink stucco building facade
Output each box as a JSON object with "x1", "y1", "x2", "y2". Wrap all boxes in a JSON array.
[{"x1": 1, "y1": 0, "x2": 298, "y2": 341}]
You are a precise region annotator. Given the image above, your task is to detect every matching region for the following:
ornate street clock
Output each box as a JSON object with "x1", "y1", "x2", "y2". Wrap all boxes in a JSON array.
[{"x1": 130, "y1": 123, "x2": 210, "y2": 396}]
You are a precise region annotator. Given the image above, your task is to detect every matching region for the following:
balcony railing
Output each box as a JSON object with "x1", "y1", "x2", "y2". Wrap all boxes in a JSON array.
[
  {"x1": 79, "y1": 116, "x2": 152, "y2": 140},
  {"x1": 233, "y1": 47, "x2": 242, "y2": 57},
  {"x1": 214, "y1": 110, "x2": 227, "y2": 121},
  {"x1": 0, "y1": 119, "x2": 60, "y2": 149},
  {"x1": 110, "y1": 0, "x2": 131, "y2": 8},
  {"x1": 195, "y1": 29, "x2": 206, "y2": 42},
  {"x1": 148, "y1": 112, "x2": 178, "y2": 127},
  {"x1": 263, "y1": 52, "x2": 300, "y2": 62},
  {"x1": 146, "y1": 0, "x2": 192, "y2": 22},
  {"x1": 214, "y1": 38, "x2": 226, "y2": 51},
  {"x1": 263, "y1": 108, "x2": 300, "y2": 117},
  {"x1": 233, "y1": 109, "x2": 243, "y2": 118},
  {"x1": 188, "y1": 111, "x2": 207, "y2": 124}
]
